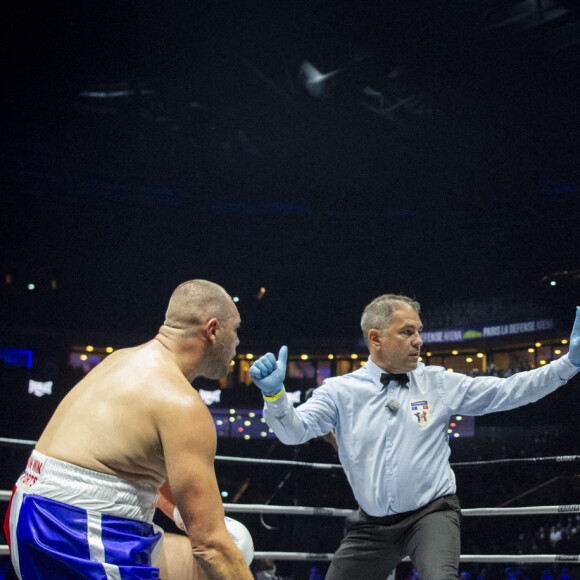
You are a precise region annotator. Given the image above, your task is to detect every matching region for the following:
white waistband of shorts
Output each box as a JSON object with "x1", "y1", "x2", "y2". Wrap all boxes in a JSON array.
[{"x1": 16, "y1": 450, "x2": 159, "y2": 523}]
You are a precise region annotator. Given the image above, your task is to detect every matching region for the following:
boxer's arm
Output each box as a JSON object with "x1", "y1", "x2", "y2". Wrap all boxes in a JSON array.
[
  {"x1": 157, "y1": 388, "x2": 253, "y2": 580},
  {"x1": 156, "y1": 479, "x2": 175, "y2": 520},
  {"x1": 159, "y1": 478, "x2": 254, "y2": 565},
  {"x1": 156, "y1": 479, "x2": 188, "y2": 533}
]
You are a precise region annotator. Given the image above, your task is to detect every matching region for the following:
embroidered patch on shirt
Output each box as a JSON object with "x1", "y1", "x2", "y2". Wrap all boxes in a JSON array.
[{"x1": 410, "y1": 400, "x2": 430, "y2": 426}]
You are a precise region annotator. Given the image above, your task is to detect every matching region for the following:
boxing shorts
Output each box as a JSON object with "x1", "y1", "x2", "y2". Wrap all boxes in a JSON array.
[{"x1": 4, "y1": 450, "x2": 163, "y2": 579}]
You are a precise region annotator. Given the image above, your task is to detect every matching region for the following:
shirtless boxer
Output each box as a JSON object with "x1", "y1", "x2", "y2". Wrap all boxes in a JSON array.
[{"x1": 4, "y1": 280, "x2": 254, "y2": 580}]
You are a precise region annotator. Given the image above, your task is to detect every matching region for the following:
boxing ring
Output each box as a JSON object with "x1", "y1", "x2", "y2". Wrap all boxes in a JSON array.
[{"x1": 1, "y1": 436, "x2": 579, "y2": 577}]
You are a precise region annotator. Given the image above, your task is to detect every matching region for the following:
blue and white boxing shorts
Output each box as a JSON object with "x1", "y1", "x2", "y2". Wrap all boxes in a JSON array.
[{"x1": 4, "y1": 450, "x2": 164, "y2": 579}]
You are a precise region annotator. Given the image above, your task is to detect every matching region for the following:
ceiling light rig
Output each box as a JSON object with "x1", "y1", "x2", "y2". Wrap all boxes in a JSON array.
[{"x1": 298, "y1": 58, "x2": 431, "y2": 126}]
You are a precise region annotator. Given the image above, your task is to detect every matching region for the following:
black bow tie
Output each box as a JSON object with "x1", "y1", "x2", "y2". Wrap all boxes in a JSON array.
[{"x1": 380, "y1": 372, "x2": 410, "y2": 387}]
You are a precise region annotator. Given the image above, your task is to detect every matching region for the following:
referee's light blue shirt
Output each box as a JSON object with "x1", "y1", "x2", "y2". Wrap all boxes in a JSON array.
[{"x1": 263, "y1": 355, "x2": 579, "y2": 516}]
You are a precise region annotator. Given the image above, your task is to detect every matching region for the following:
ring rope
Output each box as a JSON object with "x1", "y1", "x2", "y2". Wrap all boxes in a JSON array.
[
  {"x1": 1, "y1": 491, "x2": 577, "y2": 517},
  {"x1": 0, "y1": 545, "x2": 578, "y2": 562},
  {"x1": 215, "y1": 455, "x2": 343, "y2": 470},
  {"x1": 0, "y1": 437, "x2": 37, "y2": 447},
  {"x1": 221, "y1": 503, "x2": 580, "y2": 517},
  {"x1": 461, "y1": 505, "x2": 580, "y2": 516},
  {"x1": 252, "y1": 552, "x2": 579, "y2": 563},
  {"x1": 224, "y1": 503, "x2": 354, "y2": 517},
  {"x1": 1, "y1": 487, "x2": 577, "y2": 517},
  {"x1": 451, "y1": 455, "x2": 580, "y2": 467},
  {"x1": 1, "y1": 437, "x2": 578, "y2": 469}
]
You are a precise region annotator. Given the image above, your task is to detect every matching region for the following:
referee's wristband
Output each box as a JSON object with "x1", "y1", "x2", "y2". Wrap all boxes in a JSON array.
[{"x1": 262, "y1": 386, "x2": 285, "y2": 401}]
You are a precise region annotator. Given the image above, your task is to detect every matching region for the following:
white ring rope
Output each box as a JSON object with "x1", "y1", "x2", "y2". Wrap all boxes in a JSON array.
[
  {"x1": 1, "y1": 437, "x2": 578, "y2": 469},
  {"x1": 451, "y1": 455, "x2": 580, "y2": 467},
  {"x1": 215, "y1": 455, "x2": 343, "y2": 470},
  {"x1": 221, "y1": 503, "x2": 580, "y2": 517},
  {"x1": 461, "y1": 505, "x2": 580, "y2": 516},
  {"x1": 0, "y1": 437, "x2": 37, "y2": 447},
  {"x1": 252, "y1": 552, "x2": 579, "y2": 563},
  {"x1": 0, "y1": 546, "x2": 578, "y2": 561},
  {"x1": 224, "y1": 503, "x2": 354, "y2": 517},
  {"x1": 0, "y1": 490, "x2": 577, "y2": 517}
]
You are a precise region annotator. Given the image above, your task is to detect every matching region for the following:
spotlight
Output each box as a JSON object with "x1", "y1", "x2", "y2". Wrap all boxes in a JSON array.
[{"x1": 298, "y1": 61, "x2": 343, "y2": 99}]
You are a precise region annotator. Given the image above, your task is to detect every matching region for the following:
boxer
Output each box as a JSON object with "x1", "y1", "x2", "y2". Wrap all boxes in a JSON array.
[{"x1": 4, "y1": 280, "x2": 254, "y2": 579}]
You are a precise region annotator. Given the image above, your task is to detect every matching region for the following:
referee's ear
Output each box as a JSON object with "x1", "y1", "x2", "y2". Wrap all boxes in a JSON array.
[{"x1": 368, "y1": 329, "x2": 383, "y2": 350}]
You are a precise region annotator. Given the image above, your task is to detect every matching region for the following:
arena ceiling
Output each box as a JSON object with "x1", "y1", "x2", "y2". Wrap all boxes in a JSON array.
[{"x1": 2, "y1": 0, "x2": 580, "y2": 339}]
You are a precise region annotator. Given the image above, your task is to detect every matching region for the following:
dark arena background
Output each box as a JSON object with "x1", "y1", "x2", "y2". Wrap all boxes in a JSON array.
[{"x1": 1, "y1": 1, "x2": 580, "y2": 579}]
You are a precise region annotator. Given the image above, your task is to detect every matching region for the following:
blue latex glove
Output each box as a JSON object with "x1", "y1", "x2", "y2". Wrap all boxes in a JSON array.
[
  {"x1": 249, "y1": 346, "x2": 288, "y2": 395},
  {"x1": 570, "y1": 306, "x2": 580, "y2": 366}
]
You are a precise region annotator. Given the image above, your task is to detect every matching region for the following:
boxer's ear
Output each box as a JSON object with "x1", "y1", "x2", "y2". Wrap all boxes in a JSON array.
[{"x1": 205, "y1": 317, "x2": 218, "y2": 344}]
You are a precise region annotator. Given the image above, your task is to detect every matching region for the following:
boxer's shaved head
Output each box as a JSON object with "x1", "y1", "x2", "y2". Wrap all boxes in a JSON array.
[
  {"x1": 164, "y1": 280, "x2": 234, "y2": 332},
  {"x1": 163, "y1": 280, "x2": 241, "y2": 379}
]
